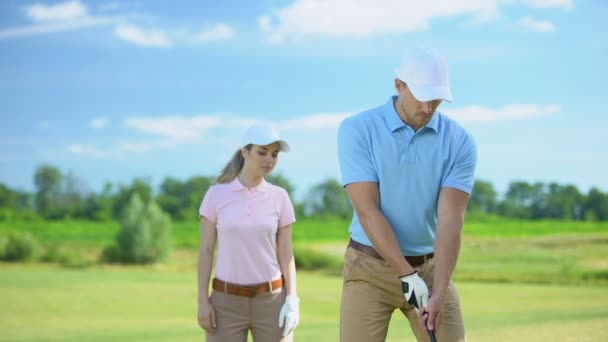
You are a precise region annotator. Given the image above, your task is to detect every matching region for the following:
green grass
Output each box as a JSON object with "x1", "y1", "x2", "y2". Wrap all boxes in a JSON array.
[
  {"x1": 1, "y1": 217, "x2": 607, "y2": 340},
  {"x1": 2, "y1": 218, "x2": 607, "y2": 246},
  {"x1": 2, "y1": 218, "x2": 608, "y2": 285},
  {"x1": 1, "y1": 263, "x2": 607, "y2": 342}
]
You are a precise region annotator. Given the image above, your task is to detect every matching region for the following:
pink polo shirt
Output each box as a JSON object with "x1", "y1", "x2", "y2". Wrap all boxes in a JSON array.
[{"x1": 199, "y1": 178, "x2": 296, "y2": 285}]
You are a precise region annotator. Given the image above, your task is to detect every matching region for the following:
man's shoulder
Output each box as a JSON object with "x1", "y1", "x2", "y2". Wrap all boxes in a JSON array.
[
  {"x1": 340, "y1": 103, "x2": 385, "y2": 130},
  {"x1": 437, "y1": 111, "x2": 472, "y2": 136},
  {"x1": 436, "y1": 111, "x2": 476, "y2": 149}
]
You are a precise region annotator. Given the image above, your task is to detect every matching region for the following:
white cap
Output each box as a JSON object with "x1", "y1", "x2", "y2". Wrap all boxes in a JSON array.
[
  {"x1": 394, "y1": 47, "x2": 453, "y2": 103},
  {"x1": 241, "y1": 123, "x2": 290, "y2": 152}
]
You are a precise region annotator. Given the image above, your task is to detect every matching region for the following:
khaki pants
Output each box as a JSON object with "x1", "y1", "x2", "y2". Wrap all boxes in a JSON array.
[
  {"x1": 207, "y1": 287, "x2": 292, "y2": 342},
  {"x1": 340, "y1": 247, "x2": 466, "y2": 342}
]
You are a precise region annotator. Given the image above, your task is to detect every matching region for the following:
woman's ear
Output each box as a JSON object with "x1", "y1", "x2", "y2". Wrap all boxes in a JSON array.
[{"x1": 241, "y1": 147, "x2": 249, "y2": 159}]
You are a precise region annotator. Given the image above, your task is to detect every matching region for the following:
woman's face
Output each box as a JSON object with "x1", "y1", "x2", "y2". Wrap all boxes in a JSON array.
[{"x1": 242, "y1": 142, "x2": 280, "y2": 177}]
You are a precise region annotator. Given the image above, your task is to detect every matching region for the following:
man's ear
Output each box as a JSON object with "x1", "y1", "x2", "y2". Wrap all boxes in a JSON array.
[{"x1": 394, "y1": 78, "x2": 404, "y2": 92}]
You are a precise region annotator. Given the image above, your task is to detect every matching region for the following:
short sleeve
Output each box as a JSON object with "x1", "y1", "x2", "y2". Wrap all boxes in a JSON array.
[
  {"x1": 199, "y1": 186, "x2": 218, "y2": 223},
  {"x1": 278, "y1": 188, "x2": 296, "y2": 228},
  {"x1": 337, "y1": 118, "x2": 378, "y2": 187},
  {"x1": 442, "y1": 132, "x2": 477, "y2": 194}
]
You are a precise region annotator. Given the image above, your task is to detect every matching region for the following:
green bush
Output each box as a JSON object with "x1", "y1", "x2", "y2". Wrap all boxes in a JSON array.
[
  {"x1": 294, "y1": 246, "x2": 343, "y2": 273},
  {"x1": 1, "y1": 232, "x2": 41, "y2": 261},
  {"x1": 0, "y1": 235, "x2": 7, "y2": 258},
  {"x1": 41, "y1": 244, "x2": 90, "y2": 268},
  {"x1": 103, "y1": 194, "x2": 172, "y2": 264}
]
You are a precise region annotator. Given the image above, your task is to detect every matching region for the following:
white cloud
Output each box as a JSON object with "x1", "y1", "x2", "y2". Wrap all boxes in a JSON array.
[
  {"x1": 519, "y1": 0, "x2": 573, "y2": 10},
  {"x1": 0, "y1": 0, "x2": 115, "y2": 40},
  {"x1": 194, "y1": 24, "x2": 235, "y2": 43},
  {"x1": 124, "y1": 115, "x2": 223, "y2": 141},
  {"x1": 25, "y1": 0, "x2": 88, "y2": 22},
  {"x1": 72, "y1": 104, "x2": 557, "y2": 160},
  {"x1": 449, "y1": 104, "x2": 560, "y2": 123},
  {"x1": 259, "y1": 0, "x2": 503, "y2": 40},
  {"x1": 90, "y1": 118, "x2": 108, "y2": 129},
  {"x1": 67, "y1": 144, "x2": 110, "y2": 158},
  {"x1": 114, "y1": 24, "x2": 172, "y2": 47},
  {"x1": 279, "y1": 113, "x2": 352, "y2": 131},
  {"x1": 258, "y1": 0, "x2": 573, "y2": 40},
  {"x1": 519, "y1": 16, "x2": 555, "y2": 32},
  {"x1": 115, "y1": 141, "x2": 162, "y2": 153}
]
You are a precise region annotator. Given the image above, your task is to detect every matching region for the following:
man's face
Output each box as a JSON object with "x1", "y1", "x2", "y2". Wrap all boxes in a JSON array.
[{"x1": 395, "y1": 80, "x2": 442, "y2": 131}]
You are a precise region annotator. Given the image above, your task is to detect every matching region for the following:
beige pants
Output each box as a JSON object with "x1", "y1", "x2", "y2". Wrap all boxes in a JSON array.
[
  {"x1": 340, "y1": 247, "x2": 466, "y2": 342},
  {"x1": 206, "y1": 287, "x2": 292, "y2": 342}
]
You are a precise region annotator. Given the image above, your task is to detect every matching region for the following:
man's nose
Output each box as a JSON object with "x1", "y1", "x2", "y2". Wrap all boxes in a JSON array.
[{"x1": 421, "y1": 101, "x2": 432, "y2": 114}]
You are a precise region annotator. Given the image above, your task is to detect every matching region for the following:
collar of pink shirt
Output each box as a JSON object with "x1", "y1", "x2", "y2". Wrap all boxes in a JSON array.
[{"x1": 228, "y1": 178, "x2": 269, "y2": 193}]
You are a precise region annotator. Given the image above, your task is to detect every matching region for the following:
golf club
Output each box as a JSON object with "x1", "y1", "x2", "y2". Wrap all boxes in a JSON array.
[
  {"x1": 422, "y1": 312, "x2": 438, "y2": 342},
  {"x1": 427, "y1": 328, "x2": 437, "y2": 342}
]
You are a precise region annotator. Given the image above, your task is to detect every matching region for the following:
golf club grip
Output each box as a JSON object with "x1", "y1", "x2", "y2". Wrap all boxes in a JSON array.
[{"x1": 428, "y1": 329, "x2": 437, "y2": 342}]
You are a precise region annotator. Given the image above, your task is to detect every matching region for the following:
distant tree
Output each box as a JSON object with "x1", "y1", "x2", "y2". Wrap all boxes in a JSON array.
[
  {"x1": 157, "y1": 177, "x2": 185, "y2": 220},
  {"x1": 34, "y1": 165, "x2": 63, "y2": 218},
  {"x1": 584, "y1": 187, "x2": 608, "y2": 221},
  {"x1": 106, "y1": 194, "x2": 172, "y2": 264},
  {"x1": 112, "y1": 178, "x2": 153, "y2": 220},
  {"x1": 181, "y1": 176, "x2": 214, "y2": 220},
  {"x1": 0, "y1": 182, "x2": 17, "y2": 208},
  {"x1": 467, "y1": 179, "x2": 498, "y2": 214},
  {"x1": 0, "y1": 183, "x2": 18, "y2": 220},
  {"x1": 543, "y1": 183, "x2": 584, "y2": 220},
  {"x1": 496, "y1": 180, "x2": 544, "y2": 219},
  {"x1": 304, "y1": 178, "x2": 352, "y2": 219},
  {"x1": 83, "y1": 182, "x2": 113, "y2": 221},
  {"x1": 61, "y1": 171, "x2": 88, "y2": 218}
]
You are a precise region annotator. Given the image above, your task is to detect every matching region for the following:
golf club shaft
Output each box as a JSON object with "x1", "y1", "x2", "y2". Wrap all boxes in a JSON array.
[{"x1": 427, "y1": 329, "x2": 437, "y2": 342}]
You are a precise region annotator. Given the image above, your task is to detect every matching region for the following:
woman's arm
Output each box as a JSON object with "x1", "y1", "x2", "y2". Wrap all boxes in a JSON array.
[
  {"x1": 197, "y1": 217, "x2": 217, "y2": 334},
  {"x1": 276, "y1": 224, "x2": 296, "y2": 295}
]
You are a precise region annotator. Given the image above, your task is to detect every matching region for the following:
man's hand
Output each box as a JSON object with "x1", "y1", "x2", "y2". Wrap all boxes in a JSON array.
[
  {"x1": 278, "y1": 295, "x2": 300, "y2": 337},
  {"x1": 399, "y1": 271, "x2": 429, "y2": 312}
]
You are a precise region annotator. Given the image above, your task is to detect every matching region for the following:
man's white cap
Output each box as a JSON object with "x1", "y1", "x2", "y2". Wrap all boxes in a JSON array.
[
  {"x1": 394, "y1": 47, "x2": 453, "y2": 103},
  {"x1": 241, "y1": 123, "x2": 290, "y2": 152}
]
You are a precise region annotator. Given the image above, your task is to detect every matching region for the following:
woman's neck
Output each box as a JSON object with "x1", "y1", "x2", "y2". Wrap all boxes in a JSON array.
[{"x1": 237, "y1": 172, "x2": 263, "y2": 189}]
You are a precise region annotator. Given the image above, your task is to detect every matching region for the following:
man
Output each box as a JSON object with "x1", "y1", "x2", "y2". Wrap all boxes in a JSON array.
[{"x1": 337, "y1": 47, "x2": 477, "y2": 342}]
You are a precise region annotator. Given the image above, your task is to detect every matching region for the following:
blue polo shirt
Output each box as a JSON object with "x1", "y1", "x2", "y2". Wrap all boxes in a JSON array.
[{"x1": 338, "y1": 96, "x2": 477, "y2": 255}]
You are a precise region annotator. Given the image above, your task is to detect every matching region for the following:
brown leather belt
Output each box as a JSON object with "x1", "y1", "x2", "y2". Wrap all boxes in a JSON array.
[
  {"x1": 348, "y1": 238, "x2": 433, "y2": 267},
  {"x1": 212, "y1": 277, "x2": 283, "y2": 297}
]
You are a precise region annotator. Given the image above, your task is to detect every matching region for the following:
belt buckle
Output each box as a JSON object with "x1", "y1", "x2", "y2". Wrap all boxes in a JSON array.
[{"x1": 243, "y1": 284, "x2": 259, "y2": 297}]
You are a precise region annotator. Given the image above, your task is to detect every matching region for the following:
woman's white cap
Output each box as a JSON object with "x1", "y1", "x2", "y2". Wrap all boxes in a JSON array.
[
  {"x1": 394, "y1": 47, "x2": 453, "y2": 103},
  {"x1": 241, "y1": 123, "x2": 290, "y2": 152}
]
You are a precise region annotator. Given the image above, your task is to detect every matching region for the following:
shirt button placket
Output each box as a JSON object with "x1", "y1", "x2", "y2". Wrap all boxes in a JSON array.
[{"x1": 247, "y1": 190, "x2": 253, "y2": 216}]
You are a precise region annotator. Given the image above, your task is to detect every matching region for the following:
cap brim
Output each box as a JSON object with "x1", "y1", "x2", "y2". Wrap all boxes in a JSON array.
[
  {"x1": 407, "y1": 83, "x2": 453, "y2": 103},
  {"x1": 251, "y1": 139, "x2": 290, "y2": 152}
]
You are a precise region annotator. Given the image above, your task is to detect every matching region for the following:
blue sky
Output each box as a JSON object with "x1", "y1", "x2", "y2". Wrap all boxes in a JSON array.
[{"x1": 1, "y1": 0, "x2": 607, "y2": 200}]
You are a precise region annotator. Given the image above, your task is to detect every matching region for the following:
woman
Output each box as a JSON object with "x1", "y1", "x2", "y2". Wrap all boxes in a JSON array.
[{"x1": 197, "y1": 123, "x2": 299, "y2": 341}]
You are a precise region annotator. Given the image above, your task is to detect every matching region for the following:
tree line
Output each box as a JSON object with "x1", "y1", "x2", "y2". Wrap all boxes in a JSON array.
[{"x1": 0, "y1": 164, "x2": 607, "y2": 221}]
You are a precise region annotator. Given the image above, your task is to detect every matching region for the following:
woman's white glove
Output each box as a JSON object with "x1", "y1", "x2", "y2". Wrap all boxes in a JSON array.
[{"x1": 278, "y1": 294, "x2": 300, "y2": 337}]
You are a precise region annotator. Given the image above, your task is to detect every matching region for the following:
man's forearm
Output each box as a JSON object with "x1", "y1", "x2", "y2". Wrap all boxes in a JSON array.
[
  {"x1": 359, "y1": 209, "x2": 414, "y2": 276},
  {"x1": 432, "y1": 220, "x2": 462, "y2": 300}
]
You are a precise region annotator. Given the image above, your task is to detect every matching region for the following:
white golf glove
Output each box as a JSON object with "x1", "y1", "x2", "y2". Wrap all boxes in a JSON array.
[
  {"x1": 399, "y1": 271, "x2": 429, "y2": 312},
  {"x1": 278, "y1": 295, "x2": 300, "y2": 337}
]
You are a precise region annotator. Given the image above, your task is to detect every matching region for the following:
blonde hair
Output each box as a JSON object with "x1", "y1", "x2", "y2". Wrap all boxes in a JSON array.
[{"x1": 216, "y1": 146, "x2": 251, "y2": 184}]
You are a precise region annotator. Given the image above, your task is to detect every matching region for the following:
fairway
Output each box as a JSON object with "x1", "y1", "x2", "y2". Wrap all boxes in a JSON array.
[{"x1": 1, "y1": 263, "x2": 607, "y2": 341}]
